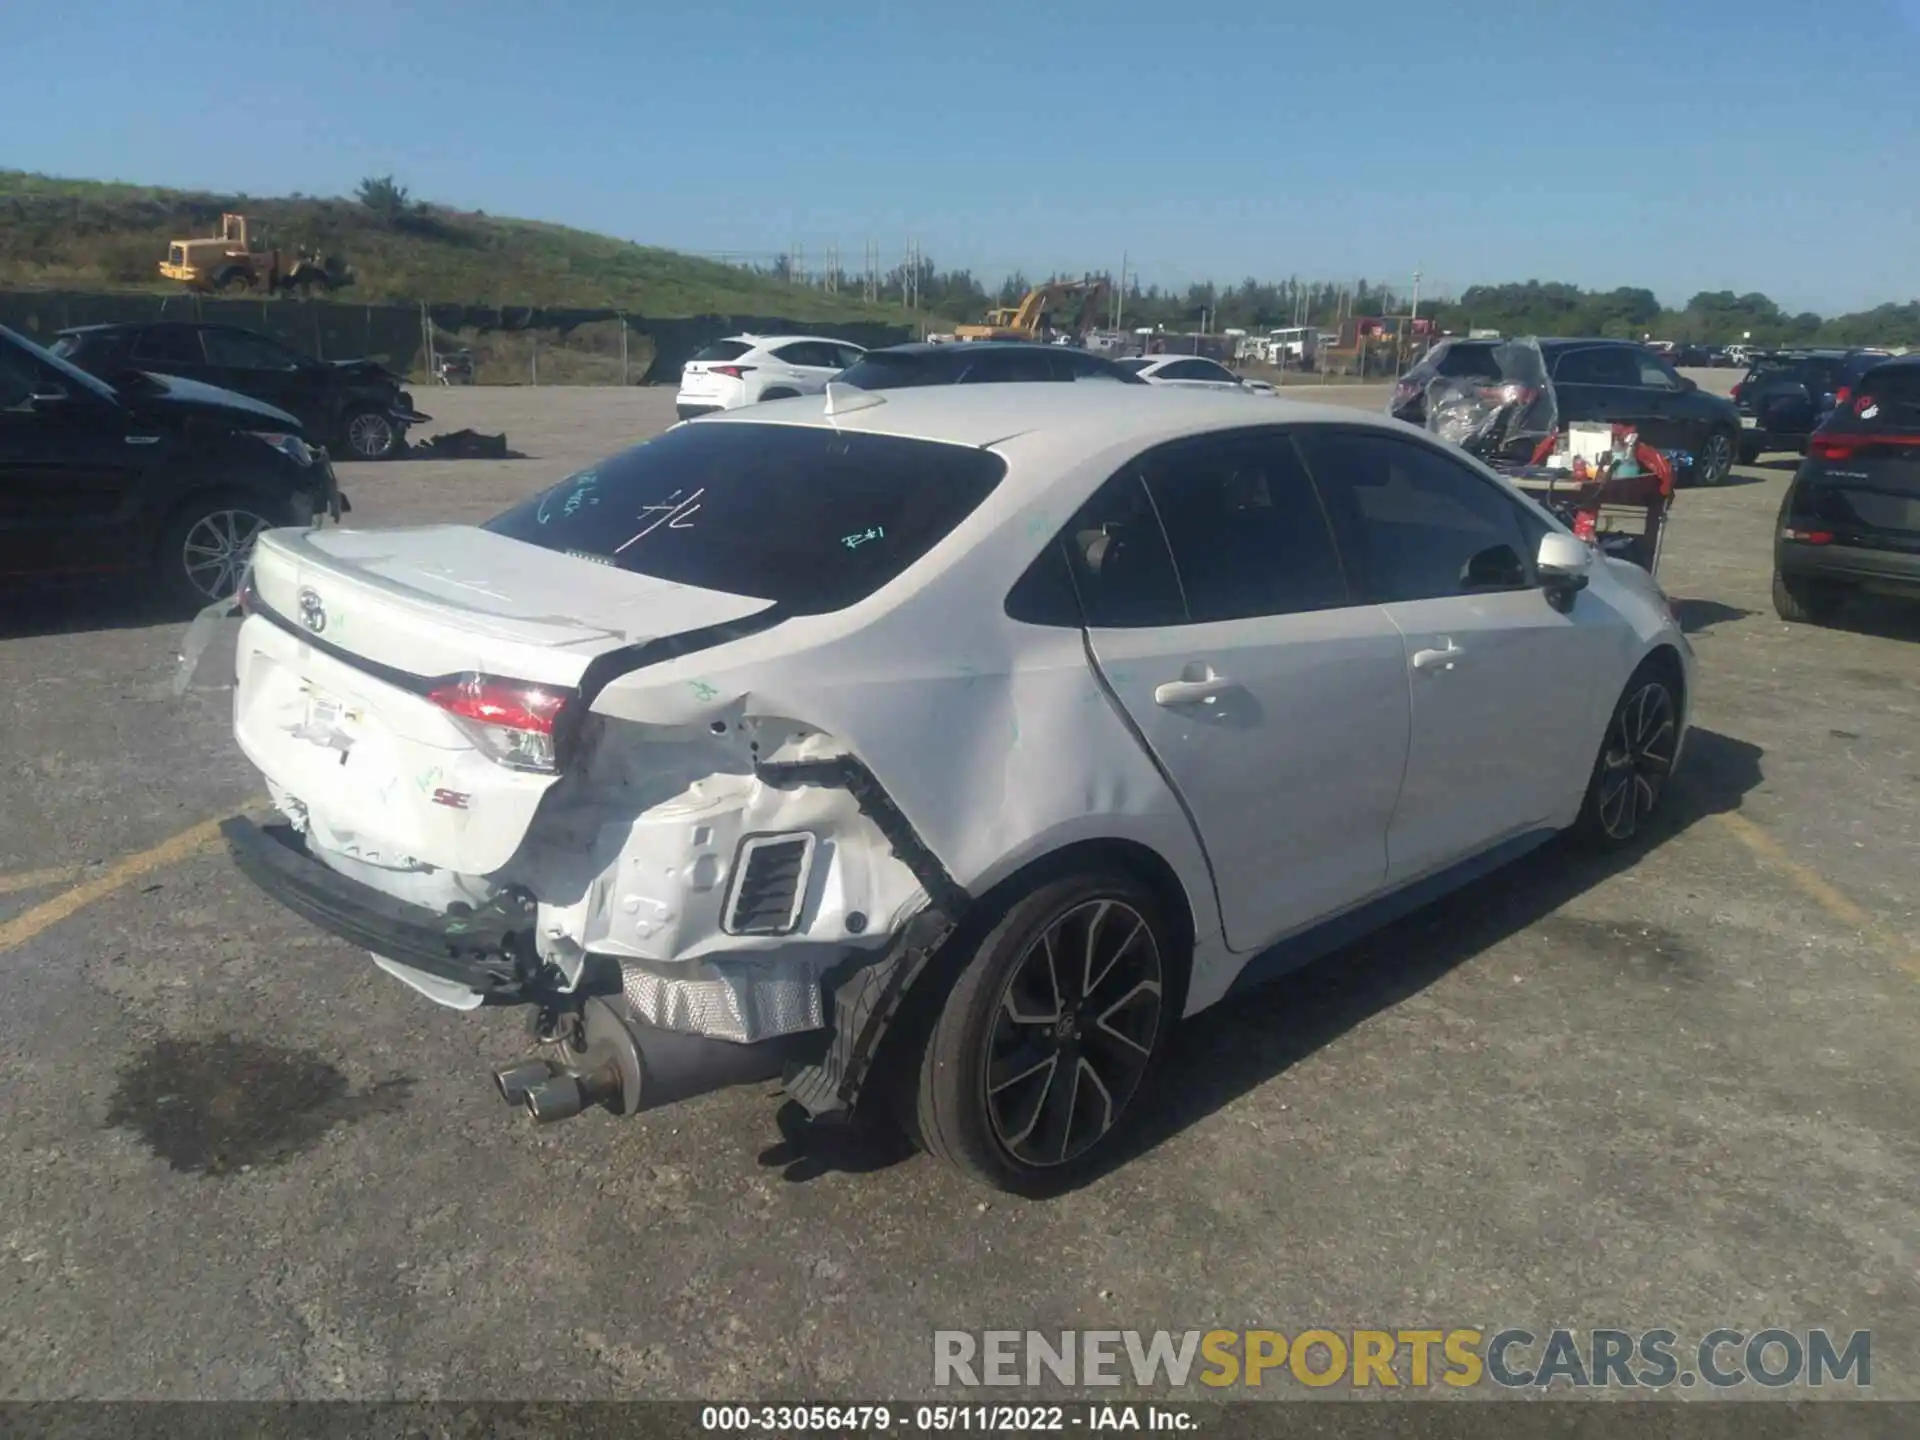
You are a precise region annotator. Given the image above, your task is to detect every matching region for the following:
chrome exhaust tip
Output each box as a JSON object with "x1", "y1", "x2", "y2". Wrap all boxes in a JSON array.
[
  {"x1": 522, "y1": 1062, "x2": 623, "y2": 1124},
  {"x1": 494, "y1": 1059, "x2": 557, "y2": 1107}
]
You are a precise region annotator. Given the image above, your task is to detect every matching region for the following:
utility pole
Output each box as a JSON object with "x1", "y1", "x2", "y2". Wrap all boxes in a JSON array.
[
  {"x1": 1410, "y1": 267, "x2": 1423, "y2": 323},
  {"x1": 1114, "y1": 251, "x2": 1127, "y2": 332},
  {"x1": 825, "y1": 245, "x2": 838, "y2": 293},
  {"x1": 863, "y1": 240, "x2": 878, "y2": 304}
]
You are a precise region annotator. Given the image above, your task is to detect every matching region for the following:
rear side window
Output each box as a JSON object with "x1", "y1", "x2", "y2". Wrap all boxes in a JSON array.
[
  {"x1": 772, "y1": 342, "x2": 844, "y2": 369},
  {"x1": 1060, "y1": 472, "x2": 1187, "y2": 628},
  {"x1": 1554, "y1": 347, "x2": 1640, "y2": 386},
  {"x1": 486, "y1": 423, "x2": 1005, "y2": 615},
  {"x1": 1296, "y1": 430, "x2": 1533, "y2": 603},
  {"x1": 690, "y1": 340, "x2": 752, "y2": 363},
  {"x1": 1433, "y1": 344, "x2": 1500, "y2": 379}
]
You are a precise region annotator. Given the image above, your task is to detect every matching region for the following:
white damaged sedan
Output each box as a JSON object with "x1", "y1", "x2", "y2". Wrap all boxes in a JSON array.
[{"x1": 222, "y1": 382, "x2": 1692, "y2": 1195}]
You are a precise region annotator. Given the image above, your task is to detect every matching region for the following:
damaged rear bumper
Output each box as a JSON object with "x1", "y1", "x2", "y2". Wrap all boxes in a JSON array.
[{"x1": 220, "y1": 816, "x2": 541, "y2": 1001}]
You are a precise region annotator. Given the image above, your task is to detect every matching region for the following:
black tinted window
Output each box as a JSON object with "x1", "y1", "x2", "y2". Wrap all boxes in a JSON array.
[
  {"x1": 1296, "y1": 430, "x2": 1532, "y2": 603},
  {"x1": 202, "y1": 328, "x2": 297, "y2": 369},
  {"x1": 691, "y1": 340, "x2": 752, "y2": 362},
  {"x1": 1142, "y1": 434, "x2": 1348, "y2": 622},
  {"x1": 1115, "y1": 358, "x2": 1151, "y2": 374},
  {"x1": 834, "y1": 352, "x2": 944, "y2": 390},
  {"x1": 773, "y1": 342, "x2": 842, "y2": 369},
  {"x1": 959, "y1": 349, "x2": 1057, "y2": 383},
  {"x1": 486, "y1": 423, "x2": 1004, "y2": 615},
  {"x1": 1554, "y1": 347, "x2": 1641, "y2": 386},
  {"x1": 131, "y1": 326, "x2": 206, "y2": 367},
  {"x1": 1061, "y1": 472, "x2": 1186, "y2": 628},
  {"x1": 1433, "y1": 344, "x2": 1501, "y2": 379},
  {"x1": 1853, "y1": 364, "x2": 1920, "y2": 423},
  {"x1": 0, "y1": 345, "x2": 37, "y2": 408}
]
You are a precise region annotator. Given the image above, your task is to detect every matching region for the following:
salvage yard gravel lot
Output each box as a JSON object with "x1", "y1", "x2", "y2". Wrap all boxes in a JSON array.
[{"x1": 1, "y1": 378, "x2": 1916, "y2": 1400}]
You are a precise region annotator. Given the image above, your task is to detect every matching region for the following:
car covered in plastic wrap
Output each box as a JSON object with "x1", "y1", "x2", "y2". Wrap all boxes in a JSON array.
[{"x1": 218, "y1": 381, "x2": 1693, "y2": 1195}]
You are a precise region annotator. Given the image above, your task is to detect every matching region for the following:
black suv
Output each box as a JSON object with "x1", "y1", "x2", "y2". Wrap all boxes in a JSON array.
[
  {"x1": 834, "y1": 340, "x2": 1150, "y2": 389},
  {"x1": 1391, "y1": 337, "x2": 1745, "y2": 485},
  {"x1": 52, "y1": 321, "x2": 430, "y2": 461},
  {"x1": 0, "y1": 323, "x2": 342, "y2": 607},
  {"x1": 1773, "y1": 355, "x2": 1920, "y2": 625},
  {"x1": 1732, "y1": 349, "x2": 1893, "y2": 462}
]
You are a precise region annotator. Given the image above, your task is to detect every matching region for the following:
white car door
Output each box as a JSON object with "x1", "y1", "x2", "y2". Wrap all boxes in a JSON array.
[
  {"x1": 1295, "y1": 428, "x2": 1609, "y2": 885},
  {"x1": 770, "y1": 342, "x2": 846, "y2": 395},
  {"x1": 1064, "y1": 429, "x2": 1412, "y2": 952}
]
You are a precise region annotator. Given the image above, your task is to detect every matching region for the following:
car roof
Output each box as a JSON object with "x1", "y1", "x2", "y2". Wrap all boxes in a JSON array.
[
  {"x1": 695, "y1": 379, "x2": 1402, "y2": 454},
  {"x1": 863, "y1": 340, "x2": 1090, "y2": 358},
  {"x1": 723, "y1": 333, "x2": 863, "y2": 349}
]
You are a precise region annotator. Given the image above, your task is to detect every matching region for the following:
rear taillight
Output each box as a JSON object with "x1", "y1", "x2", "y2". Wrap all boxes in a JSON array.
[
  {"x1": 427, "y1": 674, "x2": 569, "y2": 773},
  {"x1": 1810, "y1": 429, "x2": 1920, "y2": 461},
  {"x1": 1780, "y1": 526, "x2": 1834, "y2": 545},
  {"x1": 1731, "y1": 382, "x2": 1744, "y2": 401},
  {"x1": 709, "y1": 364, "x2": 755, "y2": 379},
  {"x1": 1833, "y1": 386, "x2": 1851, "y2": 409}
]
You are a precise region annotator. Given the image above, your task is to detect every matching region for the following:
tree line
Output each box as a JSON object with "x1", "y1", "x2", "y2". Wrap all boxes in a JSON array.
[{"x1": 754, "y1": 255, "x2": 1916, "y2": 348}]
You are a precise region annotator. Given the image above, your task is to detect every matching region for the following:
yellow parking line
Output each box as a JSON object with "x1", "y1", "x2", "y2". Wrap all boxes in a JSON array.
[
  {"x1": 0, "y1": 816, "x2": 229, "y2": 955},
  {"x1": 0, "y1": 865, "x2": 81, "y2": 897},
  {"x1": 1713, "y1": 811, "x2": 1919, "y2": 981}
]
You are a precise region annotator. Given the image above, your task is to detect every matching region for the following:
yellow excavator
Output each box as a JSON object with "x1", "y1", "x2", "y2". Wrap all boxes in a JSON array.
[{"x1": 955, "y1": 277, "x2": 1111, "y2": 343}]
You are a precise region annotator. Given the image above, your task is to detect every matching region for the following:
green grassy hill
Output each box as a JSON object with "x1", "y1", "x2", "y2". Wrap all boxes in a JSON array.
[{"x1": 0, "y1": 171, "x2": 909, "y2": 321}]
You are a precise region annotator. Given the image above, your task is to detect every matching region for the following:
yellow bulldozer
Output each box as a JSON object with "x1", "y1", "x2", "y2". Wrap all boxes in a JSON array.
[
  {"x1": 955, "y1": 277, "x2": 1111, "y2": 343},
  {"x1": 159, "y1": 213, "x2": 353, "y2": 296}
]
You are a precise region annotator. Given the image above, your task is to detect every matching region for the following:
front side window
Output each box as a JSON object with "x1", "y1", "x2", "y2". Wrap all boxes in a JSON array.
[
  {"x1": 486, "y1": 422, "x2": 1005, "y2": 615},
  {"x1": 1295, "y1": 429, "x2": 1533, "y2": 604},
  {"x1": 1140, "y1": 432, "x2": 1349, "y2": 622},
  {"x1": 201, "y1": 328, "x2": 298, "y2": 370},
  {"x1": 131, "y1": 325, "x2": 207, "y2": 367}
]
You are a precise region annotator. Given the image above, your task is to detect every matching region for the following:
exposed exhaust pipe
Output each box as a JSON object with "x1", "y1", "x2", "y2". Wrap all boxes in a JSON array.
[
  {"x1": 490, "y1": 993, "x2": 808, "y2": 1126},
  {"x1": 522, "y1": 1060, "x2": 624, "y2": 1124},
  {"x1": 493, "y1": 1059, "x2": 557, "y2": 1107}
]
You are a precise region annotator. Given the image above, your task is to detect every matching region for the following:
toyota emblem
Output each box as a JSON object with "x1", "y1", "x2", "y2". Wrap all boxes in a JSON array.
[{"x1": 297, "y1": 586, "x2": 327, "y2": 634}]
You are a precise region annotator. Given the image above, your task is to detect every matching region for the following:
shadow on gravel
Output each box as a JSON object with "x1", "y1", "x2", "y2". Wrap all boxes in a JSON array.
[
  {"x1": 765, "y1": 727, "x2": 1765, "y2": 1194},
  {"x1": 1671, "y1": 598, "x2": 1754, "y2": 635},
  {"x1": 106, "y1": 1033, "x2": 414, "y2": 1176},
  {"x1": 0, "y1": 587, "x2": 186, "y2": 641}
]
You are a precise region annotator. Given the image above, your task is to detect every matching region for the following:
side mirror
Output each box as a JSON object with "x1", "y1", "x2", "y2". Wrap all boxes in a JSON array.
[{"x1": 1537, "y1": 531, "x2": 1592, "y2": 607}]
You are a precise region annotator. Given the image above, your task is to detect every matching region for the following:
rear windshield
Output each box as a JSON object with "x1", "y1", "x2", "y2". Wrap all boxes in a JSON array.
[
  {"x1": 1846, "y1": 364, "x2": 1920, "y2": 424},
  {"x1": 1114, "y1": 358, "x2": 1151, "y2": 374},
  {"x1": 1430, "y1": 343, "x2": 1500, "y2": 379},
  {"x1": 485, "y1": 421, "x2": 1007, "y2": 614},
  {"x1": 690, "y1": 340, "x2": 752, "y2": 363},
  {"x1": 834, "y1": 352, "x2": 945, "y2": 390}
]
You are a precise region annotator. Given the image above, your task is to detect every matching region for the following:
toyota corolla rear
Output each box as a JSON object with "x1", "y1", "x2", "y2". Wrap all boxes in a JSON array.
[{"x1": 222, "y1": 414, "x2": 1012, "y2": 1122}]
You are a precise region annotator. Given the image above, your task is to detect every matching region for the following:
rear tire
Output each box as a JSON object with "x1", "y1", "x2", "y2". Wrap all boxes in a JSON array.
[
  {"x1": 1694, "y1": 428, "x2": 1736, "y2": 486},
  {"x1": 909, "y1": 873, "x2": 1179, "y2": 1197},
  {"x1": 1574, "y1": 660, "x2": 1682, "y2": 849},
  {"x1": 155, "y1": 492, "x2": 277, "y2": 611},
  {"x1": 1772, "y1": 571, "x2": 1845, "y2": 625},
  {"x1": 342, "y1": 406, "x2": 399, "y2": 460}
]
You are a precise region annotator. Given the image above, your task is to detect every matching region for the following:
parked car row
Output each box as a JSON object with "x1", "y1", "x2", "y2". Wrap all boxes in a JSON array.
[
  {"x1": 0, "y1": 323, "x2": 343, "y2": 608},
  {"x1": 1389, "y1": 336, "x2": 1744, "y2": 486}
]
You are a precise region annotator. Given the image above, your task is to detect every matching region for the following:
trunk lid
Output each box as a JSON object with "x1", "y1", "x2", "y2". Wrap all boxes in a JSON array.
[
  {"x1": 1804, "y1": 366, "x2": 1920, "y2": 544},
  {"x1": 235, "y1": 526, "x2": 776, "y2": 876}
]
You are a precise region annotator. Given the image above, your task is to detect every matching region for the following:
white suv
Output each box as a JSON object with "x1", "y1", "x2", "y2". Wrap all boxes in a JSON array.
[{"x1": 675, "y1": 334, "x2": 867, "y2": 419}]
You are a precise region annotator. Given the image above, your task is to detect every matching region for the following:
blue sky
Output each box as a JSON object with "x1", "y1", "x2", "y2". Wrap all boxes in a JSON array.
[{"x1": 8, "y1": 0, "x2": 1918, "y2": 314}]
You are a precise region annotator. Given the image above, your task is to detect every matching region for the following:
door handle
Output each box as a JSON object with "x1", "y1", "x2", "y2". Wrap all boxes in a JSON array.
[
  {"x1": 1153, "y1": 675, "x2": 1234, "y2": 707},
  {"x1": 1411, "y1": 642, "x2": 1464, "y2": 672}
]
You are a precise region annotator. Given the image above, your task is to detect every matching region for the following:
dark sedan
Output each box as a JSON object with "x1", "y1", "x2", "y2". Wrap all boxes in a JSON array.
[
  {"x1": 1391, "y1": 337, "x2": 1745, "y2": 486},
  {"x1": 0, "y1": 323, "x2": 342, "y2": 607},
  {"x1": 52, "y1": 321, "x2": 429, "y2": 460},
  {"x1": 834, "y1": 340, "x2": 1151, "y2": 389}
]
